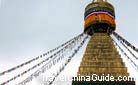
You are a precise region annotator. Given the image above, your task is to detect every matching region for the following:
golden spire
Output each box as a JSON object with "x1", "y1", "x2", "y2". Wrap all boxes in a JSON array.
[
  {"x1": 97, "y1": 0, "x2": 103, "y2": 2},
  {"x1": 92, "y1": 0, "x2": 108, "y2": 2}
]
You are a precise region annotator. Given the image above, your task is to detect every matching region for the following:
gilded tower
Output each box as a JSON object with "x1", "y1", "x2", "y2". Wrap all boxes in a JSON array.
[{"x1": 72, "y1": 0, "x2": 135, "y2": 85}]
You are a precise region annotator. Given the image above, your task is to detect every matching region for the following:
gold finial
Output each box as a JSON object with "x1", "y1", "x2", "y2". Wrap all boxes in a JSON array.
[
  {"x1": 97, "y1": 0, "x2": 103, "y2": 2},
  {"x1": 92, "y1": 0, "x2": 108, "y2": 3}
]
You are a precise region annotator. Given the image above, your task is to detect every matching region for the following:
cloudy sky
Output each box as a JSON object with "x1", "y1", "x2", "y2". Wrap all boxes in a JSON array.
[{"x1": 0, "y1": 0, "x2": 138, "y2": 85}]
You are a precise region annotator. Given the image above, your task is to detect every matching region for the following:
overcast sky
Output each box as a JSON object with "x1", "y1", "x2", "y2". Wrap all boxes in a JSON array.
[{"x1": 0, "y1": 0, "x2": 138, "y2": 85}]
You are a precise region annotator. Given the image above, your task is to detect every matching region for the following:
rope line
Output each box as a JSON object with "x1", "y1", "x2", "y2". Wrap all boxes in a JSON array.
[
  {"x1": 48, "y1": 35, "x2": 89, "y2": 85},
  {"x1": 111, "y1": 36, "x2": 138, "y2": 73},
  {"x1": 17, "y1": 34, "x2": 88, "y2": 85},
  {"x1": 0, "y1": 33, "x2": 83, "y2": 77},
  {"x1": 113, "y1": 32, "x2": 138, "y2": 59},
  {"x1": 0, "y1": 33, "x2": 85, "y2": 85},
  {"x1": 120, "y1": 41, "x2": 138, "y2": 60}
]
